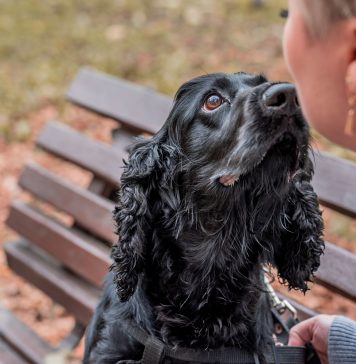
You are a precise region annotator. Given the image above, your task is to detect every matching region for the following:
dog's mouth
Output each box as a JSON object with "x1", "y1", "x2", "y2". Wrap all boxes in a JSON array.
[
  {"x1": 270, "y1": 132, "x2": 301, "y2": 180},
  {"x1": 219, "y1": 132, "x2": 301, "y2": 187}
]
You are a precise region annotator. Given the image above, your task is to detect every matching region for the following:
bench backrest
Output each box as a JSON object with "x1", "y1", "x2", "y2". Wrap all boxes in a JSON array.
[{"x1": 5, "y1": 68, "x2": 356, "y2": 327}]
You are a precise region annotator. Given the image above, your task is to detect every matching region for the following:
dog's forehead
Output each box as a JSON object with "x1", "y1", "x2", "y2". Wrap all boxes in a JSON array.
[
  {"x1": 209, "y1": 73, "x2": 268, "y2": 93},
  {"x1": 175, "y1": 73, "x2": 269, "y2": 102}
]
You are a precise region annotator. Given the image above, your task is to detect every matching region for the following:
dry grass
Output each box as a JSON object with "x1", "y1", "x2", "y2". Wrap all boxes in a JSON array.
[{"x1": 1, "y1": 0, "x2": 286, "y2": 140}]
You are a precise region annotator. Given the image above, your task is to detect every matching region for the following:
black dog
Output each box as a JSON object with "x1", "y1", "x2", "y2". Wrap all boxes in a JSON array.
[{"x1": 84, "y1": 72, "x2": 324, "y2": 363}]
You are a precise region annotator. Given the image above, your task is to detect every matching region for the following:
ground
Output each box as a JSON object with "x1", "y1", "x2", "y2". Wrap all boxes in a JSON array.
[{"x1": 0, "y1": 1, "x2": 355, "y2": 362}]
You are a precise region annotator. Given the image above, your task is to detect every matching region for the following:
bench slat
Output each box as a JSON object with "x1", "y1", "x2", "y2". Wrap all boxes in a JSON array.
[
  {"x1": 316, "y1": 242, "x2": 356, "y2": 301},
  {"x1": 8, "y1": 200, "x2": 356, "y2": 301},
  {"x1": 0, "y1": 306, "x2": 53, "y2": 364},
  {"x1": 19, "y1": 162, "x2": 115, "y2": 243},
  {"x1": 5, "y1": 241, "x2": 100, "y2": 325},
  {"x1": 0, "y1": 339, "x2": 28, "y2": 364},
  {"x1": 37, "y1": 122, "x2": 125, "y2": 185},
  {"x1": 66, "y1": 68, "x2": 171, "y2": 134},
  {"x1": 4, "y1": 244, "x2": 317, "y2": 341},
  {"x1": 37, "y1": 122, "x2": 356, "y2": 221},
  {"x1": 6, "y1": 202, "x2": 111, "y2": 288},
  {"x1": 313, "y1": 152, "x2": 356, "y2": 218}
]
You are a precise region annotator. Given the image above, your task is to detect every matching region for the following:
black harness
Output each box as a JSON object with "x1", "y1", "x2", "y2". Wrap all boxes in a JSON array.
[
  {"x1": 125, "y1": 319, "x2": 306, "y2": 364},
  {"x1": 124, "y1": 274, "x2": 321, "y2": 364}
]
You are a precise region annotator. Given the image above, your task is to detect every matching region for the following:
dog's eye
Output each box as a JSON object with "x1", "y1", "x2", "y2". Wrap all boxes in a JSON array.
[{"x1": 203, "y1": 94, "x2": 224, "y2": 111}]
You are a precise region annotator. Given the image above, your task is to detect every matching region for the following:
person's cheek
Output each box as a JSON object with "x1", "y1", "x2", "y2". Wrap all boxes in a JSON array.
[
  {"x1": 283, "y1": 14, "x2": 305, "y2": 86},
  {"x1": 283, "y1": 19, "x2": 295, "y2": 78},
  {"x1": 282, "y1": 14, "x2": 313, "y2": 122}
]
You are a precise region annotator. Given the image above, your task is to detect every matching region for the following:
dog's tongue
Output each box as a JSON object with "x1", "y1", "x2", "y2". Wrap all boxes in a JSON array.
[{"x1": 219, "y1": 175, "x2": 239, "y2": 187}]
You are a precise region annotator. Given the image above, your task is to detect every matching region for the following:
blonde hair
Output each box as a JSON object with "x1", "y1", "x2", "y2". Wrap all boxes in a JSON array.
[{"x1": 301, "y1": 0, "x2": 356, "y2": 37}]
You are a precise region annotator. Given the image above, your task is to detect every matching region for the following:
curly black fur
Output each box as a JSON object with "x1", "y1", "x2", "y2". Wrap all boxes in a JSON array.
[{"x1": 84, "y1": 72, "x2": 324, "y2": 363}]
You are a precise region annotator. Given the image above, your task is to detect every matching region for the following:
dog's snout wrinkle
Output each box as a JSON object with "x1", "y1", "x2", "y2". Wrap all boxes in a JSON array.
[{"x1": 262, "y1": 83, "x2": 299, "y2": 114}]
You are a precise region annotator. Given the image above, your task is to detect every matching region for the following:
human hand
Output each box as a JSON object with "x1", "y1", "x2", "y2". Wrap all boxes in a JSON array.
[{"x1": 288, "y1": 314, "x2": 336, "y2": 364}]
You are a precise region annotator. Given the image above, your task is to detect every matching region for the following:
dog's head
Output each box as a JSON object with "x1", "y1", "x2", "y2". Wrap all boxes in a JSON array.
[
  {"x1": 164, "y1": 72, "x2": 310, "y2": 195},
  {"x1": 112, "y1": 73, "x2": 324, "y2": 301}
]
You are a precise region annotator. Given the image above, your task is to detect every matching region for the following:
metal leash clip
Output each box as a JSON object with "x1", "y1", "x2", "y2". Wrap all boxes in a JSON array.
[
  {"x1": 262, "y1": 269, "x2": 322, "y2": 364},
  {"x1": 263, "y1": 272, "x2": 298, "y2": 320}
]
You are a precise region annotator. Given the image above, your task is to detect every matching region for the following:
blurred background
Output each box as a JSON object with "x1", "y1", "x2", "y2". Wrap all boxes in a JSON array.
[{"x1": 0, "y1": 0, "x2": 355, "y2": 361}]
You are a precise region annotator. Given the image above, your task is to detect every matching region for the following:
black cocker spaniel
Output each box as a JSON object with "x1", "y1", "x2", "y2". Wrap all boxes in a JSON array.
[{"x1": 84, "y1": 72, "x2": 324, "y2": 363}]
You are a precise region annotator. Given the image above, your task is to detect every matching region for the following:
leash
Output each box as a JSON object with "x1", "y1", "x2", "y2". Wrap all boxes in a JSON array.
[
  {"x1": 264, "y1": 273, "x2": 321, "y2": 364},
  {"x1": 263, "y1": 273, "x2": 299, "y2": 345}
]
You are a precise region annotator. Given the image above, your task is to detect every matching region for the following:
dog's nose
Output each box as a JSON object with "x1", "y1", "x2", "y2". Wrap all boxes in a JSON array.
[{"x1": 262, "y1": 83, "x2": 299, "y2": 112}]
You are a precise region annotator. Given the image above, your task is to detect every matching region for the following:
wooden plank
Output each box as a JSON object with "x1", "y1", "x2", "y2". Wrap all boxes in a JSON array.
[
  {"x1": 0, "y1": 339, "x2": 28, "y2": 364},
  {"x1": 19, "y1": 162, "x2": 115, "y2": 243},
  {"x1": 80, "y1": 127, "x2": 137, "y2": 199},
  {"x1": 111, "y1": 127, "x2": 137, "y2": 150},
  {"x1": 37, "y1": 125, "x2": 356, "y2": 219},
  {"x1": 4, "y1": 240, "x2": 100, "y2": 325},
  {"x1": 37, "y1": 121, "x2": 126, "y2": 185},
  {"x1": 66, "y1": 67, "x2": 171, "y2": 134},
  {"x1": 0, "y1": 306, "x2": 53, "y2": 364},
  {"x1": 9, "y1": 200, "x2": 355, "y2": 300},
  {"x1": 6, "y1": 202, "x2": 111, "y2": 288},
  {"x1": 316, "y1": 242, "x2": 356, "y2": 301},
  {"x1": 37, "y1": 124, "x2": 356, "y2": 222},
  {"x1": 312, "y1": 151, "x2": 356, "y2": 218}
]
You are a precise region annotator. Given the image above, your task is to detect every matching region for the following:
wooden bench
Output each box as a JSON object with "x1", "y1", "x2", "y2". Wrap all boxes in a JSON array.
[{"x1": 3, "y1": 68, "x2": 356, "y2": 363}]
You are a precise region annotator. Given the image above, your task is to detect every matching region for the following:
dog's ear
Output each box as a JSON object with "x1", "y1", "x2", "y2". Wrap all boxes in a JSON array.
[
  {"x1": 111, "y1": 129, "x2": 179, "y2": 301},
  {"x1": 274, "y1": 160, "x2": 325, "y2": 292}
]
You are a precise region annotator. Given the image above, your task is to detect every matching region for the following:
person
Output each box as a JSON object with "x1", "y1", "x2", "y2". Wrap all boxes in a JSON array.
[
  {"x1": 283, "y1": 0, "x2": 356, "y2": 152},
  {"x1": 288, "y1": 315, "x2": 356, "y2": 364},
  {"x1": 282, "y1": 1, "x2": 356, "y2": 364}
]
